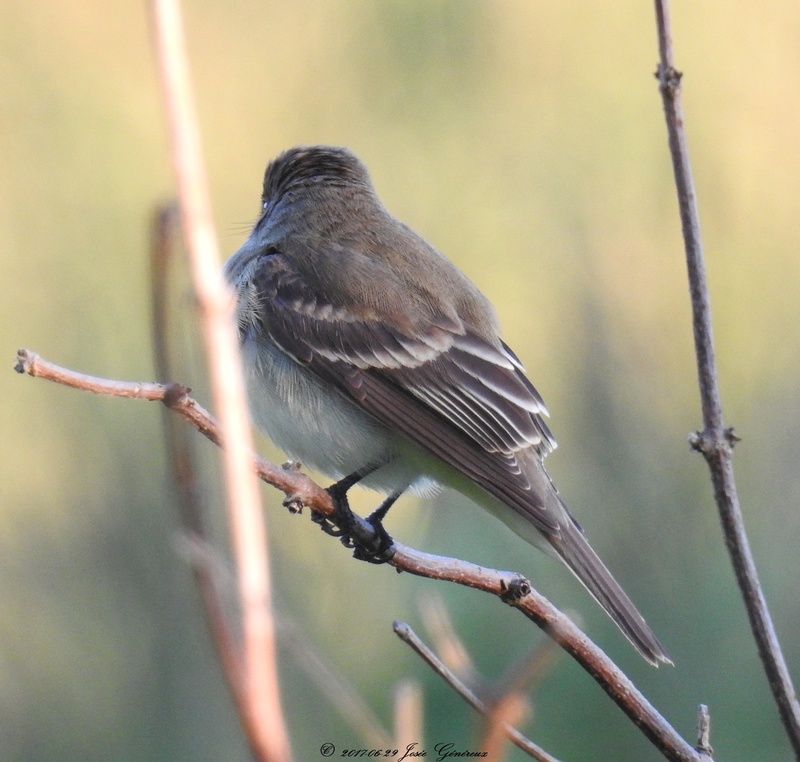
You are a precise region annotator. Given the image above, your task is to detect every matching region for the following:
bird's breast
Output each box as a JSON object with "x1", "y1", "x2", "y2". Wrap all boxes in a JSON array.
[{"x1": 240, "y1": 333, "x2": 395, "y2": 480}]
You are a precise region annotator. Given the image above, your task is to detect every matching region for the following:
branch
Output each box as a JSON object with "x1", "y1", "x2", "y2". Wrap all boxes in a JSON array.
[
  {"x1": 393, "y1": 622, "x2": 559, "y2": 762},
  {"x1": 15, "y1": 349, "x2": 712, "y2": 762},
  {"x1": 150, "y1": 1, "x2": 290, "y2": 759},
  {"x1": 653, "y1": 2, "x2": 800, "y2": 756},
  {"x1": 149, "y1": 203, "x2": 264, "y2": 744}
]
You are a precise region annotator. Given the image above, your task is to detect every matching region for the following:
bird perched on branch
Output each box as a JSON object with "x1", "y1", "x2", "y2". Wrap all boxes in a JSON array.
[{"x1": 223, "y1": 145, "x2": 670, "y2": 666}]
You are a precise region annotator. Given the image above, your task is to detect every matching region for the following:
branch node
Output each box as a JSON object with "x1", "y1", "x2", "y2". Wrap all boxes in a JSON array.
[
  {"x1": 655, "y1": 62, "x2": 683, "y2": 97},
  {"x1": 282, "y1": 496, "x2": 305, "y2": 515},
  {"x1": 163, "y1": 382, "x2": 190, "y2": 408},
  {"x1": 14, "y1": 348, "x2": 37, "y2": 375},
  {"x1": 724, "y1": 427, "x2": 741, "y2": 447},
  {"x1": 688, "y1": 428, "x2": 739, "y2": 458},
  {"x1": 280, "y1": 463, "x2": 307, "y2": 513},
  {"x1": 500, "y1": 575, "x2": 532, "y2": 603}
]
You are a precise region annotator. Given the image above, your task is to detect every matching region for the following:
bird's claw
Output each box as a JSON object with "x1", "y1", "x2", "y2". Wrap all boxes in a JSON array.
[
  {"x1": 351, "y1": 513, "x2": 395, "y2": 564},
  {"x1": 319, "y1": 485, "x2": 395, "y2": 564}
]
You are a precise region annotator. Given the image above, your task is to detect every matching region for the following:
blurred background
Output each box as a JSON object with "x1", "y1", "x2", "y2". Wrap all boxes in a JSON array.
[{"x1": 3, "y1": 1, "x2": 800, "y2": 760}]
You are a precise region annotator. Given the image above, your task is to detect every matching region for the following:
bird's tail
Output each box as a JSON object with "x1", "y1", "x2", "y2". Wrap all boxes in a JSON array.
[{"x1": 551, "y1": 520, "x2": 671, "y2": 667}]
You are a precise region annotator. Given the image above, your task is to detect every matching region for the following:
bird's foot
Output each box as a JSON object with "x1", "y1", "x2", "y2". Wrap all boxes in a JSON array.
[
  {"x1": 314, "y1": 483, "x2": 395, "y2": 564},
  {"x1": 349, "y1": 508, "x2": 395, "y2": 564}
]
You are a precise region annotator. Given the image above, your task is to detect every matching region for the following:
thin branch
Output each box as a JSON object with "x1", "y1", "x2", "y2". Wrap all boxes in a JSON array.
[
  {"x1": 150, "y1": 203, "x2": 256, "y2": 734},
  {"x1": 150, "y1": 1, "x2": 290, "y2": 760},
  {"x1": 149, "y1": 202, "x2": 181, "y2": 385},
  {"x1": 394, "y1": 547, "x2": 703, "y2": 761},
  {"x1": 394, "y1": 622, "x2": 559, "y2": 762},
  {"x1": 15, "y1": 349, "x2": 712, "y2": 762},
  {"x1": 653, "y1": 2, "x2": 800, "y2": 756},
  {"x1": 420, "y1": 592, "x2": 563, "y2": 760},
  {"x1": 13, "y1": 349, "x2": 327, "y2": 503},
  {"x1": 177, "y1": 532, "x2": 246, "y2": 695}
]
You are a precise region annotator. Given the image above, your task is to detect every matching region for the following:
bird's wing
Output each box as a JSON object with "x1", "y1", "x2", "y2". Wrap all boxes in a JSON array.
[{"x1": 248, "y1": 249, "x2": 561, "y2": 535}]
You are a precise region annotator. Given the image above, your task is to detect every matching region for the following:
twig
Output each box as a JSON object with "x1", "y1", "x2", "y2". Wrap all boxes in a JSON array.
[
  {"x1": 177, "y1": 532, "x2": 246, "y2": 694},
  {"x1": 13, "y1": 349, "x2": 327, "y2": 503},
  {"x1": 653, "y1": 2, "x2": 800, "y2": 756},
  {"x1": 393, "y1": 622, "x2": 559, "y2": 762},
  {"x1": 15, "y1": 350, "x2": 713, "y2": 762},
  {"x1": 150, "y1": 1, "x2": 290, "y2": 760},
  {"x1": 394, "y1": 546, "x2": 704, "y2": 762},
  {"x1": 481, "y1": 693, "x2": 529, "y2": 762},
  {"x1": 420, "y1": 593, "x2": 562, "y2": 760},
  {"x1": 150, "y1": 203, "x2": 256, "y2": 731}
]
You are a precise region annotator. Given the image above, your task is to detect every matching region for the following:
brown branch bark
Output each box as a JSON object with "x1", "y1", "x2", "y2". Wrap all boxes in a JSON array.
[
  {"x1": 15, "y1": 348, "x2": 713, "y2": 762},
  {"x1": 653, "y1": 2, "x2": 800, "y2": 757}
]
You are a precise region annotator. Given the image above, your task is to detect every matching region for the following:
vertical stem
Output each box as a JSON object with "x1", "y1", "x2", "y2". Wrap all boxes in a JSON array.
[
  {"x1": 653, "y1": 2, "x2": 800, "y2": 756},
  {"x1": 150, "y1": 2, "x2": 291, "y2": 760}
]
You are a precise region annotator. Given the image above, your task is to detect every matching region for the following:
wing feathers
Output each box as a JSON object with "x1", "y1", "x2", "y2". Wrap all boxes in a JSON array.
[{"x1": 251, "y1": 251, "x2": 558, "y2": 531}]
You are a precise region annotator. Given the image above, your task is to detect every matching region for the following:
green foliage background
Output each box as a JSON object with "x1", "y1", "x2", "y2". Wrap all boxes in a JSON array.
[{"x1": 2, "y1": 2, "x2": 799, "y2": 760}]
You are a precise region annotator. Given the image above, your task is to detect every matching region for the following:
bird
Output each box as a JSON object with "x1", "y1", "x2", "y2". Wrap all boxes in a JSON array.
[{"x1": 223, "y1": 144, "x2": 670, "y2": 666}]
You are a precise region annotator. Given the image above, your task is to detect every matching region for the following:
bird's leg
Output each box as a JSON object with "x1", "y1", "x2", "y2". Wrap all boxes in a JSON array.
[
  {"x1": 350, "y1": 489, "x2": 404, "y2": 564},
  {"x1": 311, "y1": 465, "x2": 373, "y2": 538},
  {"x1": 311, "y1": 457, "x2": 401, "y2": 563},
  {"x1": 311, "y1": 457, "x2": 390, "y2": 538}
]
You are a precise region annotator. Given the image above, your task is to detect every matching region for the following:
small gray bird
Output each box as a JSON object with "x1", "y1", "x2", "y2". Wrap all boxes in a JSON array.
[{"x1": 223, "y1": 145, "x2": 669, "y2": 666}]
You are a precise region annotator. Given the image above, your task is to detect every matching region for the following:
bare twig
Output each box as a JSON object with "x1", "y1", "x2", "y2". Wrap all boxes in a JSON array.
[
  {"x1": 394, "y1": 547, "x2": 705, "y2": 762},
  {"x1": 13, "y1": 349, "x2": 328, "y2": 503},
  {"x1": 177, "y1": 532, "x2": 247, "y2": 696},
  {"x1": 393, "y1": 622, "x2": 559, "y2": 762},
  {"x1": 150, "y1": 1, "x2": 290, "y2": 759},
  {"x1": 420, "y1": 592, "x2": 563, "y2": 760},
  {"x1": 149, "y1": 202, "x2": 181, "y2": 384},
  {"x1": 15, "y1": 350, "x2": 713, "y2": 762},
  {"x1": 653, "y1": 2, "x2": 800, "y2": 756},
  {"x1": 150, "y1": 203, "x2": 258, "y2": 735}
]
